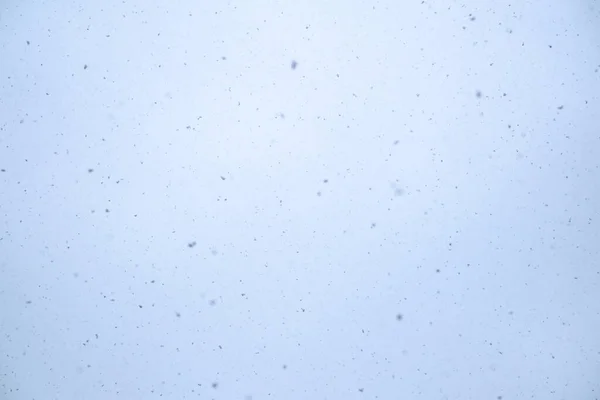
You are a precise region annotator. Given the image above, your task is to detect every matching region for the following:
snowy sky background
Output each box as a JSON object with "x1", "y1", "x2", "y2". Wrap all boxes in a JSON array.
[{"x1": 1, "y1": 0, "x2": 599, "y2": 399}]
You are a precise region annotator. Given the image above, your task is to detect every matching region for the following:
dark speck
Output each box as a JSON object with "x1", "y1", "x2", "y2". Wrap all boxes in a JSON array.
[
  {"x1": 470, "y1": 16, "x2": 476, "y2": 21},
  {"x1": 291, "y1": 60, "x2": 298, "y2": 70},
  {"x1": 105, "y1": 209, "x2": 110, "y2": 213},
  {"x1": 88, "y1": 168, "x2": 94, "y2": 173},
  {"x1": 436, "y1": 269, "x2": 440, "y2": 273},
  {"x1": 188, "y1": 241, "x2": 197, "y2": 248},
  {"x1": 557, "y1": 105, "x2": 564, "y2": 110},
  {"x1": 26, "y1": 41, "x2": 30, "y2": 45},
  {"x1": 209, "y1": 299, "x2": 217, "y2": 306},
  {"x1": 138, "y1": 305, "x2": 143, "y2": 308},
  {"x1": 358, "y1": 388, "x2": 364, "y2": 393},
  {"x1": 1, "y1": 169, "x2": 5, "y2": 172},
  {"x1": 212, "y1": 382, "x2": 218, "y2": 389},
  {"x1": 84, "y1": 64, "x2": 88, "y2": 69},
  {"x1": 323, "y1": 179, "x2": 328, "y2": 183},
  {"x1": 475, "y1": 90, "x2": 482, "y2": 98},
  {"x1": 220, "y1": 176, "x2": 226, "y2": 180},
  {"x1": 175, "y1": 312, "x2": 181, "y2": 318},
  {"x1": 282, "y1": 364, "x2": 287, "y2": 369},
  {"x1": 396, "y1": 313, "x2": 403, "y2": 321},
  {"x1": 25, "y1": 300, "x2": 32, "y2": 304}
]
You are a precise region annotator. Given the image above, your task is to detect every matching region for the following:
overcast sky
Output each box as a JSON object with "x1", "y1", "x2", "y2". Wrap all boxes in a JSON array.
[{"x1": 1, "y1": 0, "x2": 599, "y2": 399}]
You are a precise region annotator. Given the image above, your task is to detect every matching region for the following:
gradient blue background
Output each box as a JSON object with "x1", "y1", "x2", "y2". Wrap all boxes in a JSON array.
[{"x1": 1, "y1": 0, "x2": 599, "y2": 399}]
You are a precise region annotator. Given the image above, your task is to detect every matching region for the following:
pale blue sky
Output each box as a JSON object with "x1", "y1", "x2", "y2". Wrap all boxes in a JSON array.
[{"x1": 1, "y1": 1, "x2": 599, "y2": 399}]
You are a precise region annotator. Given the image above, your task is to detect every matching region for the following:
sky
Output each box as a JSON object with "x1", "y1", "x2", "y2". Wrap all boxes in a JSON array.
[{"x1": 1, "y1": 0, "x2": 599, "y2": 399}]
